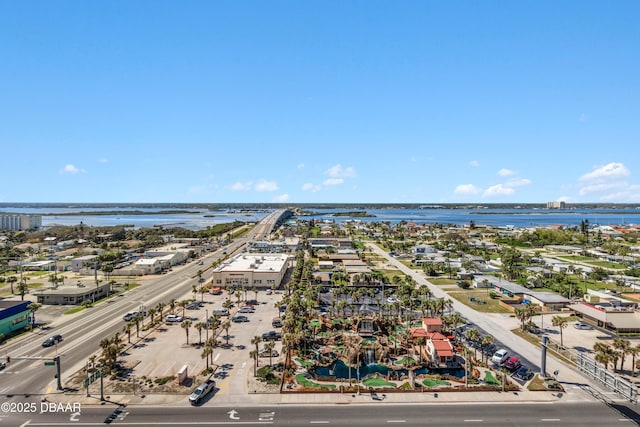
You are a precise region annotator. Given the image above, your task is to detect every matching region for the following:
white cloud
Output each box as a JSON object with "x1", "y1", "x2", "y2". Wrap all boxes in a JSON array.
[
  {"x1": 497, "y1": 168, "x2": 516, "y2": 177},
  {"x1": 272, "y1": 194, "x2": 289, "y2": 202},
  {"x1": 454, "y1": 184, "x2": 482, "y2": 195},
  {"x1": 98, "y1": 157, "x2": 109, "y2": 164},
  {"x1": 579, "y1": 114, "x2": 586, "y2": 122},
  {"x1": 297, "y1": 163, "x2": 305, "y2": 169},
  {"x1": 505, "y1": 178, "x2": 532, "y2": 188},
  {"x1": 254, "y1": 179, "x2": 279, "y2": 192},
  {"x1": 469, "y1": 160, "x2": 480, "y2": 167},
  {"x1": 410, "y1": 156, "x2": 417, "y2": 162},
  {"x1": 323, "y1": 178, "x2": 344, "y2": 186},
  {"x1": 326, "y1": 164, "x2": 357, "y2": 178},
  {"x1": 578, "y1": 182, "x2": 627, "y2": 196},
  {"x1": 302, "y1": 183, "x2": 322, "y2": 192},
  {"x1": 483, "y1": 184, "x2": 515, "y2": 198},
  {"x1": 580, "y1": 163, "x2": 629, "y2": 181},
  {"x1": 231, "y1": 181, "x2": 253, "y2": 191},
  {"x1": 59, "y1": 164, "x2": 85, "y2": 174}
]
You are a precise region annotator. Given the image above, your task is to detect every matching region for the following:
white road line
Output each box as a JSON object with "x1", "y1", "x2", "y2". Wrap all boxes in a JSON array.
[
  {"x1": 463, "y1": 420, "x2": 484, "y2": 423},
  {"x1": 213, "y1": 353, "x2": 220, "y2": 362},
  {"x1": 386, "y1": 421, "x2": 406, "y2": 424},
  {"x1": 541, "y1": 419, "x2": 561, "y2": 422},
  {"x1": 309, "y1": 422, "x2": 329, "y2": 424}
]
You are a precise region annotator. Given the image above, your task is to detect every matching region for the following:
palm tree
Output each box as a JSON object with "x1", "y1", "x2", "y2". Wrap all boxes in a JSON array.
[
  {"x1": 265, "y1": 341, "x2": 276, "y2": 367},
  {"x1": 251, "y1": 335, "x2": 262, "y2": 368},
  {"x1": 222, "y1": 321, "x2": 231, "y2": 346},
  {"x1": 194, "y1": 322, "x2": 205, "y2": 345},
  {"x1": 201, "y1": 345, "x2": 213, "y2": 371},
  {"x1": 480, "y1": 335, "x2": 494, "y2": 364},
  {"x1": 551, "y1": 316, "x2": 568, "y2": 348},
  {"x1": 123, "y1": 323, "x2": 133, "y2": 344},
  {"x1": 27, "y1": 302, "x2": 41, "y2": 329},
  {"x1": 182, "y1": 320, "x2": 192, "y2": 345},
  {"x1": 466, "y1": 328, "x2": 480, "y2": 361},
  {"x1": 250, "y1": 349, "x2": 258, "y2": 376},
  {"x1": 169, "y1": 298, "x2": 176, "y2": 314},
  {"x1": 629, "y1": 345, "x2": 640, "y2": 378},
  {"x1": 613, "y1": 338, "x2": 631, "y2": 373},
  {"x1": 134, "y1": 315, "x2": 143, "y2": 338},
  {"x1": 178, "y1": 300, "x2": 189, "y2": 318},
  {"x1": 594, "y1": 342, "x2": 613, "y2": 369}
]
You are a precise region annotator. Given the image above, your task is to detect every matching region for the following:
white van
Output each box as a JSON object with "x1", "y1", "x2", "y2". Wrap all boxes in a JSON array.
[{"x1": 212, "y1": 308, "x2": 229, "y2": 316}]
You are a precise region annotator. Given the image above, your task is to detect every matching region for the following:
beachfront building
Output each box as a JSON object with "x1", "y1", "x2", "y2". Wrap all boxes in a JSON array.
[
  {"x1": 0, "y1": 214, "x2": 41, "y2": 231},
  {"x1": 212, "y1": 253, "x2": 290, "y2": 289}
]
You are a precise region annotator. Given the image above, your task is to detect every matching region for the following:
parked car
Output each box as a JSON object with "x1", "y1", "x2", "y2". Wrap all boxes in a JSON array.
[
  {"x1": 259, "y1": 348, "x2": 279, "y2": 358},
  {"x1": 246, "y1": 299, "x2": 258, "y2": 306},
  {"x1": 189, "y1": 379, "x2": 215, "y2": 405},
  {"x1": 186, "y1": 302, "x2": 200, "y2": 310},
  {"x1": 271, "y1": 317, "x2": 283, "y2": 328},
  {"x1": 42, "y1": 335, "x2": 63, "y2": 347},
  {"x1": 266, "y1": 289, "x2": 273, "y2": 295},
  {"x1": 238, "y1": 306, "x2": 255, "y2": 314},
  {"x1": 262, "y1": 331, "x2": 282, "y2": 341},
  {"x1": 574, "y1": 322, "x2": 593, "y2": 330},
  {"x1": 165, "y1": 314, "x2": 183, "y2": 323},
  {"x1": 123, "y1": 311, "x2": 147, "y2": 321},
  {"x1": 231, "y1": 315, "x2": 249, "y2": 323},
  {"x1": 0, "y1": 361, "x2": 6, "y2": 370},
  {"x1": 504, "y1": 356, "x2": 521, "y2": 371},
  {"x1": 513, "y1": 366, "x2": 533, "y2": 381},
  {"x1": 491, "y1": 349, "x2": 509, "y2": 365},
  {"x1": 482, "y1": 343, "x2": 497, "y2": 355},
  {"x1": 387, "y1": 296, "x2": 399, "y2": 303}
]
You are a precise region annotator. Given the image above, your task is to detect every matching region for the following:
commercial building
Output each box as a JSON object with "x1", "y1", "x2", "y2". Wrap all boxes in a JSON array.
[
  {"x1": 0, "y1": 300, "x2": 31, "y2": 337},
  {"x1": 212, "y1": 253, "x2": 290, "y2": 289},
  {"x1": 546, "y1": 201, "x2": 566, "y2": 209},
  {"x1": 0, "y1": 214, "x2": 41, "y2": 231},
  {"x1": 36, "y1": 282, "x2": 111, "y2": 305}
]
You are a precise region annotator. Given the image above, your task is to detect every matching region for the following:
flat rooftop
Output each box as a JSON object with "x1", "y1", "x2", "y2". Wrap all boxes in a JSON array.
[{"x1": 218, "y1": 253, "x2": 289, "y2": 272}]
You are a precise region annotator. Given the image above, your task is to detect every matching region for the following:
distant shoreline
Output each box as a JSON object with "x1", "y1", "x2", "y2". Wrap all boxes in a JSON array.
[{"x1": 15, "y1": 210, "x2": 201, "y2": 216}]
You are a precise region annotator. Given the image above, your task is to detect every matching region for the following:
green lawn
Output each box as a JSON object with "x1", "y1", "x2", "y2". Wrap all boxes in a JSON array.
[
  {"x1": 422, "y1": 378, "x2": 451, "y2": 387},
  {"x1": 295, "y1": 374, "x2": 336, "y2": 389},
  {"x1": 294, "y1": 357, "x2": 315, "y2": 368},
  {"x1": 429, "y1": 278, "x2": 457, "y2": 286},
  {"x1": 449, "y1": 291, "x2": 511, "y2": 313},
  {"x1": 484, "y1": 371, "x2": 500, "y2": 385},
  {"x1": 363, "y1": 377, "x2": 396, "y2": 387}
]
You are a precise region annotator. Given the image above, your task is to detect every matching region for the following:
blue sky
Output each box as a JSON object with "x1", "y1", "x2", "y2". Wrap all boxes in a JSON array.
[{"x1": 1, "y1": 1, "x2": 638, "y2": 204}]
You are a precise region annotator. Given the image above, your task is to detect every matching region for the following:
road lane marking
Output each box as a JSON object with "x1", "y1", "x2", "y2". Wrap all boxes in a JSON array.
[
  {"x1": 310, "y1": 422, "x2": 329, "y2": 424},
  {"x1": 464, "y1": 420, "x2": 484, "y2": 423},
  {"x1": 214, "y1": 353, "x2": 221, "y2": 362},
  {"x1": 386, "y1": 421, "x2": 406, "y2": 423},
  {"x1": 541, "y1": 419, "x2": 561, "y2": 422}
]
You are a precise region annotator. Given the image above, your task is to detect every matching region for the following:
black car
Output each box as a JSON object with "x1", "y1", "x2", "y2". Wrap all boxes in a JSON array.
[
  {"x1": 42, "y1": 334, "x2": 63, "y2": 347},
  {"x1": 262, "y1": 331, "x2": 282, "y2": 341},
  {"x1": 231, "y1": 315, "x2": 249, "y2": 323},
  {"x1": 513, "y1": 366, "x2": 533, "y2": 381}
]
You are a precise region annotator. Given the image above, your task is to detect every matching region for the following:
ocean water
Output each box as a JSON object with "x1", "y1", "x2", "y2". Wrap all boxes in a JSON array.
[{"x1": 1, "y1": 205, "x2": 638, "y2": 230}]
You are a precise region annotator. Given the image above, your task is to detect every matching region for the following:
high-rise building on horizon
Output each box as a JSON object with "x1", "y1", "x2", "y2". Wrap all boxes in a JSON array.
[
  {"x1": 546, "y1": 201, "x2": 566, "y2": 209},
  {"x1": 0, "y1": 214, "x2": 42, "y2": 231}
]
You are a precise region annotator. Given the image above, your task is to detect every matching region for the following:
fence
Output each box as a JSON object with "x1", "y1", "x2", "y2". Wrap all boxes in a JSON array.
[{"x1": 577, "y1": 352, "x2": 638, "y2": 403}]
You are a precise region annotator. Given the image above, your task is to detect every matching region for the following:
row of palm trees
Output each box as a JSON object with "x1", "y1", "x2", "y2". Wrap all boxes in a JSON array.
[{"x1": 594, "y1": 338, "x2": 640, "y2": 377}]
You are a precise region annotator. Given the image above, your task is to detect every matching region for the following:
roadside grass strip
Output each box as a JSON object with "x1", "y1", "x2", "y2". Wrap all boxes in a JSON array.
[
  {"x1": 484, "y1": 371, "x2": 500, "y2": 385},
  {"x1": 295, "y1": 374, "x2": 336, "y2": 389}
]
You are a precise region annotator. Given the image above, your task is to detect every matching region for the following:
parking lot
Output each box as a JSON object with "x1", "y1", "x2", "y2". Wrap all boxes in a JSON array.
[{"x1": 104, "y1": 287, "x2": 286, "y2": 398}]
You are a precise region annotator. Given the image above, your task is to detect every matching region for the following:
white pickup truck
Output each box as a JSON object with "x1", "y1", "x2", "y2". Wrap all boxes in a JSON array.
[{"x1": 189, "y1": 379, "x2": 215, "y2": 405}]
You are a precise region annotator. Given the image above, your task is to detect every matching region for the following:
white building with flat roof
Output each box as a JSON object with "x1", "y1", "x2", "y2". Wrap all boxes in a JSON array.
[{"x1": 212, "y1": 253, "x2": 291, "y2": 288}]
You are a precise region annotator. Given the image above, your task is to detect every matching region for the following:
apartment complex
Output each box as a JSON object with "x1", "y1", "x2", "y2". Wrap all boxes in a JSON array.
[{"x1": 0, "y1": 214, "x2": 42, "y2": 231}]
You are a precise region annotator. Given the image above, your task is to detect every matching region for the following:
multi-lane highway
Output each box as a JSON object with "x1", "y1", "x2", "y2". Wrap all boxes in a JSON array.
[
  {"x1": 0, "y1": 210, "x2": 287, "y2": 397},
  {"x1": 2, "y1": 402, "x2": 639, "y2": 426}
]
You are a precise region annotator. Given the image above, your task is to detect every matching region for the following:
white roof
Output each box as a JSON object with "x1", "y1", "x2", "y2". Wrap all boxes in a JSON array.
[{"x1": 217, "y1": 253, "x2": 289, "y2": 272}]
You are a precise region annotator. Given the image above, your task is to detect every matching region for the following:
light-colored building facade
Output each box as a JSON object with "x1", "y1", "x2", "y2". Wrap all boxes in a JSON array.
[
  {"x1": 36, "y1": 282, "x2": 111, "y2": 305},
  {"x1": 212, "y1": 253, "x2": 290, "y2": 288},
  {"x1": 0, "y1": 214, "x2": 41, "y2": 231}
]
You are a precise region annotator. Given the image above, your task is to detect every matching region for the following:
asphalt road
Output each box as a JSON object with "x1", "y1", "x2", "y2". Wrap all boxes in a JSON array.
[
  {"x1": 2, "y1": 402, "x2": 638, "y2": 426},
  {"x1": 0, "y1": 210, "x2": 286, "y2": 397}
]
